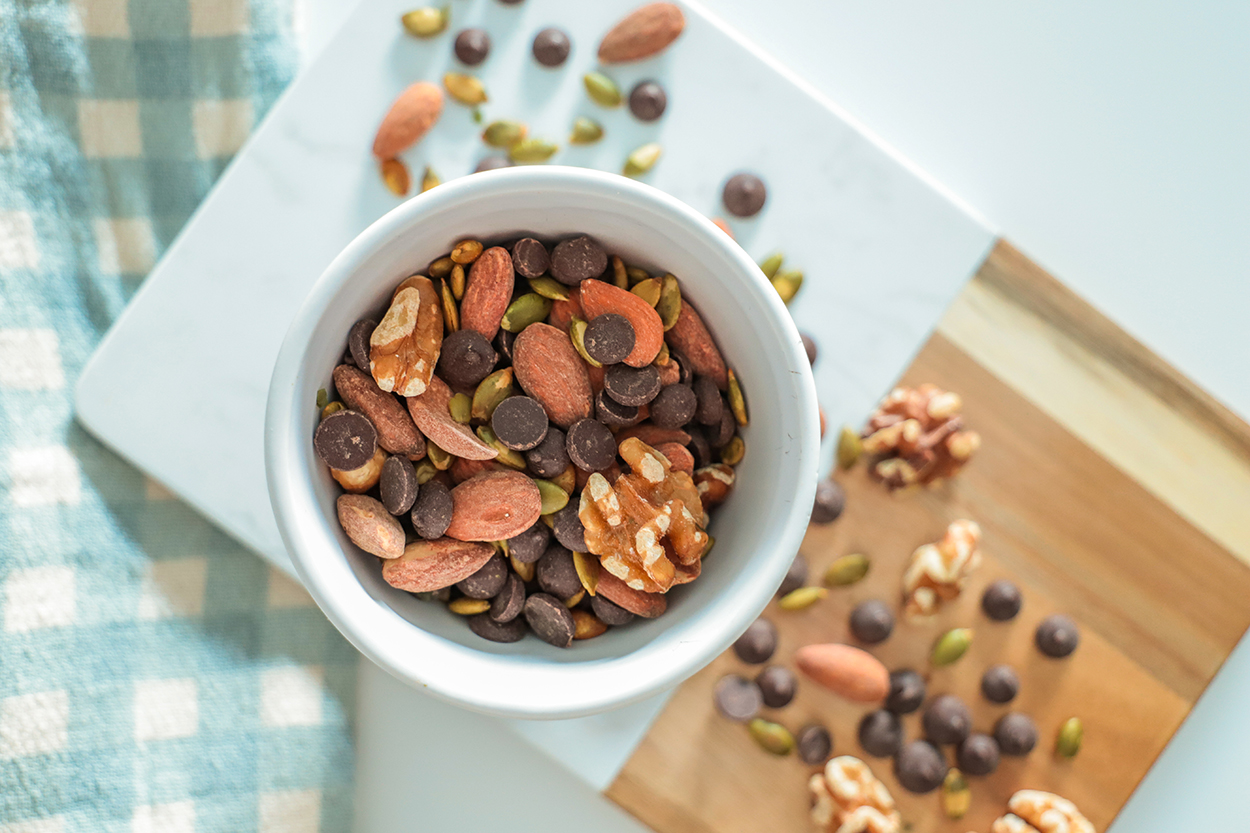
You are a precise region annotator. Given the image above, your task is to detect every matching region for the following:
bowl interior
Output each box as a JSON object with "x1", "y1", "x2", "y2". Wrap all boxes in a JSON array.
[{"x1": 268, "y1": 167, "x2": 819, "y2": 717}]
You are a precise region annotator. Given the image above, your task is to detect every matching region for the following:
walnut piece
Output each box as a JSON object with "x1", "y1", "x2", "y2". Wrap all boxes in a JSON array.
[
  {"x1": 809, "y1": 756, "x2": 901, "y2": 833},
  {"x1": 861, "y1": 383, "x2": 980, "y2": 490},
  {"x1": 902, "y1": 519, "x2": 982, "y2": 618},
  {"x1": 579, "y1": 437, "x2": 706, "y2": 593},
  {"x1": 370, "y1": 276, "x2": 443, "y2": 397},
  {"x1": 998, "y1": 790, "x2": 1094, "y2": 833}
]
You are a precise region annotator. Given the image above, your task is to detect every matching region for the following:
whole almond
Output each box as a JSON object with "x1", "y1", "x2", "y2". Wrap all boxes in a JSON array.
[
  {"x1": 655, "y1": 441, "x2": 694, "y2": 475},
  {"x1": 333, "y1": 365, "x2": 426, "y2": 459},
  {"x1": 598, "y1": 3, "x2": 685, "y2": 64},
  {"x1": 460, "y1": 246, "x2": 515, "y2": 341},
  {"x1": 444, "y1": 470, "x2": 542, "y2": 542},
  {"x1": 615, "y1": 424, "x2": 690, "y2": 447},
  {"x1": 407, "y1": 375, "x2": 498, "y2": 460},
  {"x1": 337, "y1": 494, "x2": 405, "y2": 558},
  {"x1": 667, "y1": 301, "x2": 728, "y2": 389},
  {"x1": 596, "y1": 570, "x2": 667, "y2": 618},
  {"x1": 547, "y1": 284, "x2": 584, "y2": 333},
  {"x1": 794, "y1": 643, "x2": 890, "y2": 703},
  {"x1": 381, "y1": 537, "x2": 495, "y2": 592},
  {"x1": 371, "y1": 277, "x2": 443, "y2": 397},
  {"x1": 578, "y1": 279, "x2": 664, "y2": 367},
  {"x1": 512, "y1": 322, "x2": 593, "y2": 428},
  {"x1": 373, "y1": 81, "x2": 444, "y2": 160},
  {"x1": 450, "y1": 456, "x2": 508, "y2": 484}
]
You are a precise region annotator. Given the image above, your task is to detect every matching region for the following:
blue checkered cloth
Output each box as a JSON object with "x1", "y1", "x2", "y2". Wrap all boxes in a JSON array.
[{"x1": 0, "y1": 1, "x2": 358, "y2": 830}]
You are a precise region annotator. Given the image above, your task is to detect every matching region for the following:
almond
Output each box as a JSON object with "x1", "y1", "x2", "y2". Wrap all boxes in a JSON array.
[
  {"x1": 579, "y1": 279, "x2": 664, "y2": 367},
  {"x1": 333, "y1": 365, "x2": 426, "y2": 459},
  {"x1": 373, "y1": 81, "x2": 444, "y2": 160},
  {"x1": 587, "y1": 363, "x2": 605, "y2": 393},
  {"x1": 337, "y1": 494, "x2": 405, "y2": 558},
  {"x1": 407, "y1": 375, "x2": 498, "y2": 460},
  {"x1": 450, "y1": 456, "x2": 508, "y2": 484},
  {"x1": 667, "y1": 301, "x2": 728, "y2": 389},
  {"x1": 596, "y1": 570, "x2": 667, "y2": 618},
  {"x1": 371, "y1": 277, "x2": 443, "y2": 397},
  {"x1": 655, "y1": 442, "x2": 694, "y2": 475},
  {"x1": 615, "y1": 424, "x2": 690, "y2": 447},
  {"x1": 656, "y1": 359, "x2": 680, "y2": 387},
  {"x1": 444, "y1": 470, "x2": 542, "y2": 542},
  {"x1": 512, "y1": 322, "x2": 593, "y2": 428},
  {"x1": 547, "y1": 284, "x2": 583, "y2": 333},
  {"x1": 381, "y1": 537, "x2": 496, "y2": 592},
  {"x1": 459, "y1": 246, "x2": 514, "y2": 341},
  {"x1": 598, "y1": 3, "x2": 685, "y2": 64},
  {"x1": 794, "y1": 643, "x2": 890, "y2": 703}
]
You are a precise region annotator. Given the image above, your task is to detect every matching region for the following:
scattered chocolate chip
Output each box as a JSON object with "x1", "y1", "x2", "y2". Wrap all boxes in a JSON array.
[
  {"x1": 494, "y1": 328, "x2": 516, "y2": 364},
  {"x1": 457, "y1": 551, "x2": 508, "y2": 599},
  {"x1": 994, "y1": 712, "x2": 1038, "y2": 756},
  {"x1": 687, "y1": 429, "x2": 713, "y2": 468},
  {"x1": 348, "y1": 319, "x2": 376, "y2": 371},
  {"x1": 489, "y1": 572, "x2": 526, "y2": 623},
  {"x1": 411, "y1": 479, "x2": 453, "y2": 539},
  {"x1": 475, "y1": 156, "x2": 514, "y2": 173},
  {"x1": 379, "y1": 455, "x2": 419, "y2": 515},
  {"x1": 722, "y1": 172, "x2": 767, "y2": 218},
  {"x1": 857, "y1": 709, "x2": 903, "y2": 758},
  {"x1": 437, "y1": 329, "x2": 498, "y2": 388},
  {"x1": 894, "y1": 740, "x2": 948, "y2": 794},
  {"x1": 794, "y1": 726, "x2": 830, "y2": 766},
  {"x1": 591, "y1": 593, "x2": 634, "y2": 626},
  {"x1": 584, "y1": 313, "x2": 636, "y2": 365},
  {"x1": 507, "y1": 521, "x2": 551, "y2": 564},
  {"x1": 628, "y1": 80, "x2": 667, "y2": 121},
  {"x1": 714, "y1": 674, "x2": 763, "y2": 722},
  {"x1": 849, "y1": 599, "x2": 894, "y2": 645},
  {"x1": 595, "y1": 388, "x2": 639, "y2": 427},
  {"x1": 525, "y1": 426, "x2": 569, "y2": 478},
  {"x1": 649, "y1": 384, "x2": 697, "y2": 428},
  {"x1": 693, "y1": 376, "x2": 723, "y2": 426},
  {"x1": 810, "y1": 479, "x2": 845, "y2": 524},
  {"x1": 469, "y1": 612, "x2": 527, "y2": 643},
  {"x1": 523, "y1": 593, "x2": 575, "y2": 648},
  {"x1": 957, "y1": 733, "x2": 1000, "y2": 776},
  {"x1": 923, "y1": 694, "x2": 972, "y2": 745},
  {"x1": 511, "y1": 237, "x2": 550, "y2": 279},
  {"x1": 981, "y1": 579, "x2": 1023, "y2": 621},
  {"x1": 604, "y1": 364, "x2": 662, "y2": 406},
  {"x1": 536, "y1": 544, "x2": 581, "y2": 599},
  {"x1": 777, "y1": 552, "x2": 809, "y2": 598},
  {"x1": 532, "y1": 27, "x2": 571, "y2": 67},
  {"x1": 454, "y1": 28, "x2": 490, "y2": 65},
  {"x1": 885, "y1": 669, "x2": 926, "y2": 715},
  {"x1": 566, "y1": 418, "x2": 616, "y2": 472},
  {"x1": 799, "y1": 332, "x2": 817, "y2": 366},
  {"x1": 551, "y1": 500, "x2": 586, "y2": 551},
  {"x1": 550, "y1": 236, "x2": 607, "y2": 285},
  {"x1": 733, "y1": 618, "x2": 777, "y2": 664},
  {"x1": 314, "y1": 410, "x2": 378, "y2": 470},
  {"x1": 707, "y1": 407, "x2": 735, "y2": 448},
  {"x1": 755, "y1": 666, "x2": 797, "y2": 708},
  {"x1": 981, "y1": 664, "x2": 1020, "y2": 704},
  {"x1": 1035, "y1": 614, "x2": 1080, "y2": 658},
  {"x1": 491, "y1": 395, "x2": 549, "y2": 451}
]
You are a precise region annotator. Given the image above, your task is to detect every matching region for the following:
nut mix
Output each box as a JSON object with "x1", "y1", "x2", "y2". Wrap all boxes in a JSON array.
[
  {"x1": 859, "y1": 383, "x2": 981, "y2": 490},
  {"x1": 315, "y1": 234, "x2": 747, "y2": 648}
]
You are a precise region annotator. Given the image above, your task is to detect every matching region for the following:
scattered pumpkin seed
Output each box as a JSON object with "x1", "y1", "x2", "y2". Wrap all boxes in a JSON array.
[
  {"x1": 583, "y1": 71, "x2": 622, "y2": 107},
  {"x1": 552, "y1": 465, "x2": 577, "y2": 495},
  {"x1": 315, "y1": 388, "x2": 328, "y2": 409},
  {"x1": 931, "y1": 628, "x2": 974, "y2": 667},
  {"x1": 569, "y1": 317, "x2": 603, "y2": 368},
  {"x1": 401, "y1": 6, "x2": 449, "y2": 37},
  {"x1": 439, "y1": 279, "x2": 459, "y2": 332},
  {"x1": 501, "y1": 293, "x2": 553, "y2": 332},
  {"x1": 569, "y1": 115, "x2": 604, "y2": 144},
  {"x1": 420, "y1": 165, "x2": 440, "y2": 193},
  {"x1": 728, "y1": 369, "x2": 748, "y2": 426},
  {"x1": 656, "y1": 274, "x2": 682, "y2": 330},
  {"x1": 509, "y1": 138, "x2": 559, "y2": 164},
  {"x1": 837, "y1": 426, "x2": 863, "y2": 469},
  {"x1": 759, "y1": 252, "x2": 784, "y2": 280},
  {"x1": 511, "y1": 554, "x2": 536, "y2": 582},
  {"x1": 450, "y1": 238, "x2": 483, "y2": 264},
  {"x1": 475, "y1": 425, "x2": 526, "y2": 469},
  {"x1": 630, "y1": 277, "x2": 661, "y2": 307},
  {"x1": 1055, "y1": 717, "x2": 1083, "y2": 758},
  {"x1": 942, "y1": 769, "x2": 971, "y2": 820},
  {"x1": 482, "y1": 119, "x2": 527, "y2": 148},
  {"x1": 778, "y1": 586, "x2": 828, "y2": 611},
  {"x1": 472, "y1": 107, "x2": 483, "y2": 124},
  {"x1": 611, "y1": 255, "x2": 629, "y2": 289},
  {"x1": 471, "y1": 368, "x2": 514, "y2": 422},
  {"x1": 448, "y1": 597, "x2": 490, "y2": 615},
  {"x1": 720, "y1": 435, "x2": 745, "y2": 466},
  {"x1": 626, "y1": 265, "x2": 650, "y2": 285},
  {"x1": 527, "y1": 276, "x2": 569, "y2": 301},
  {"x1": 572, "y1": 552, "x2": 600, "y2": 596},
  {"x1": 320, "y1": 401, "x2": 344, "y2": 419},
  {"x1": 427, "y1": 442, "x2": 453, "y2": 470},
  {"x1": 748, "y1": 719, "x2": 795, "y2": 756},
  {"x1": 443, "y1": 72, "x2": 487, "y2": 105},
  {"x1": 825, "y1": 553, "x2": 870, "y2": 586},
  {"x1": 533, "y1": 479, "x2": 570, "y2": 515},
  {"x1": 771, "y1": 269, "x2": 803, "y2": 304},
  {"x1": 428, "y1": 256, "x2": 454, "y2": 279},
  {"x1": 448, "y1": 392, "x2": 471, "y2": 424},
  {"x1": 380, "y1": 157, "x2": 410, "y2": 196},
  {"x1": 414, "y1": 459, "x2": 438, "y2": 484},
  {"x1": 564, "y1": 590, "x2": 585, "y2": 609},
  {"x1": 449, "y1": 263, "x2": 466, "y2": 300},
  {"x1": 623, "y1": 142, "x2": 662, "y2": 177}
]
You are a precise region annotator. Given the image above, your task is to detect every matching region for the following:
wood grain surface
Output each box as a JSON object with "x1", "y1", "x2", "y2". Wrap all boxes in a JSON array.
[{"x1": 606, "y1": 241, "x2": 1250, "y2": 832}]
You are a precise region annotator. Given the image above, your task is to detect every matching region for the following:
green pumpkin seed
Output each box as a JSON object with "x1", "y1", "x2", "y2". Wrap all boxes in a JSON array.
[
  {"x1": 569, "y1": 317, "x2": 603, "y2": 368},
  {"x1": 533, "y1": 479, "x2": 570, "y2": 515},
  {"x1": 448, "y1": 393, "x2": 471, "y2": 424},
  {"x1": 626, "y1": 265, "x2": 650, "y2": 285},
  {"x1": 1055, "y1": 717, "x2": 1083, "y2": 758},
  {"x1": 623, "y1": 142, "x2": 662, "y2": 177},
  {"x1": 569, "y1": 116, "x2": 604, "y2": 144},
  {"x1": 700, "y1": 534, "x2": 716, "y2": 559},
  {"x1": 824, "y1": 553, "x2": 869, "y2": 586},
  {"x1": 942, "y1": 769, "x2": 971, "y2": 820},
  {"x1": 778, "y1": 586, "x2": 827, "y2": 611},
  {"x1": 501, "y1": 293, "x2": 553, "y2": 333},
  {"x1": 837, "y1": 426, "x2": 863, "y2": 469},
  {"x1": 444, "y1": 72, "x2": 487, "y2": 105},
  {"x1": 527, "y1": 276, "x2": 569, "y2": 301},
  {"x1": 727, "y1": 369, "x2": 748, "y2": 426},
  {"x1": 440, "y1": 278, "x2": 459, "y2": 332},
  {"x1": 653, "y1": 341, "x2": 670, "y2": 367},
  {"x1": 315, "y1": 388, "x2": 328, "y2": 409},
  {"x1": 449, "y1": 263, "x2": 466, "y2": 300},
  {"x1": 428, "y1": 256, "x2": 454, "y2": 279},
  {"x1": 427, "y1": 442, "x2": 453, "y2": 470},
  {"x1": 380, "y1": 158, "x2": 410, "y2": 196},
  {"x1": 401, "y1": 6, "x2": 448, "y2": 37},
  {"x1": 759, "y1": 252, "x2": 784, "y2": 280},
  {"x1": 720, "y1": 435, "x2": 745, "y2": 466},
  {"x1": 572, "y1": 552, "x2": 600, "y2": 595},
  {"x1": 748, "y1": 719, "x2": 794, "y2": 756},
  {"x1": 471, "y1": 368, "x2": 514, "y2": 421},
  {"x1": 583, "y1": 72, "x2": 622, "y2": 107},
  {"x1": 414, "y1": 458, "x2": 438, "y2": 484},
  {"x1": 482, "y1": 119, "x2": 527, "y2": 148},
  {"x1": 931, "y1": 628, "x2": 974, "y2": 667},
  {"x1": 511, "y1": 554, "x2": 536, "y2": 582},
  {"x1": 509, "y1": 138, "x2": 559, "y2": 164},
  {"x1": 564, "y1": 590, "x2": 584, "y2": 609},
  {"x1": 630, "y1": 277, "x2": 661, "y2": 307},
  {"x1": 771, "y1": 269, "x2": 803, "y2": 304},
  {"x1": 611, "y1": 255, "x2": 629, "y2": 289},
  {"x1": 448, "y1": 597, "x2": 490, "y2": 615},
  {"x1": 475, "y1": 426, "x2": 527, "y2": 469},
  {"x1": 320, "y1": 401, "x2": 344, "y2": 420},
  {"x1": 656, "y1": 274, "x2": 682, "y2": 330},
  {"x1": 421, "y1": 165, "x2": 440, "y2": 193}
]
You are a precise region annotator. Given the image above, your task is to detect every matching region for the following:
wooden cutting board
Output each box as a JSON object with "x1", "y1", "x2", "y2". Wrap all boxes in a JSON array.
[{"x1": 605, "y1": 241, "x2": 1250, "y2": 832}]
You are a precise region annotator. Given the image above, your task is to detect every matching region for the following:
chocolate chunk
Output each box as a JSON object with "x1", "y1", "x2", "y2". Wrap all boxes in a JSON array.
[
  {"x1": 714, "y1": 674, "x2": 762, "y2": 722},
  {"x1": 894, "y1": 740, "x2": 948, "y2": 794},
  {"x1": 628, "y1": 80, "x2": 667, "y2": 121},
  {"x1": 550, "y1": 236, "x2": 607, "y2": 285},
  {"x1": 755, "y1": 665, "x2": 797, "y2": 708},
  {"x1": 437, "y1": 329, "x2": 498, "y2": 389},
  {"x1": 457, "y1": 552, "x2": 508, "y2": 599},
  {"x1": 551, "y1": 500, "x2": 586, "y2": 551},
  {"x1": 507, "y1": 521, "x2": 551, "y2": 564},
  {"x1": 707, "y1": 408, "x2": 735, "y2": 448},
  {"x1": 475, "y1": 156, "x2": 513, "y2": 173},
  {"x1": 722, "y1": 172, "x2": 767, "y2": 218},
  {"x1": 857, "y1": 710, "x2": 903, "y2": 757},
  {"x1": 687, "y1": 429, "x2": 712, "y2": 469},
  {"x1": 777, "y1": 552, "x2": 809, "y2": 598},
  {"x1": 379, "y1": 455, "x2": 419, "y2": 515},
  {"x1": 411, "y1": 480, "x2": 453, "y2": 539},
  {"x1": 489, "y1": 572, "x2": 526, "y2": 623},
  {"x1": 994, "y1": 712, "x2": 1038, "y2": 756},
  {"x1": 981, "y1": 664, "x2": 1020, "y2": 704},
  {"x1": 591, "y1": 593, "x2": 634, "y2": 626},
  {"x1": 649, "y1": 384, "x2": 697, "y2": 428},
  {"x1": 511, "y1": 237, "x2": 550, "y2": 279},
  {"x1": 670, "y1": 350, "x2": 693, "y2": 385},
  {"x1": 532, "y1": 27, "x2": 571, "y2": 67},
  {"x1": 800, "y1": 332, "x2": 817, "y2": 366},
  {"x1": 596, "y1": 388, "x2": 639, "y2": 427},
  {"x1": 693, "y1": 376, "x2": 723, "y2": 426},
  {"x1": 491, "y1": 396, "x2": 549, "y2": 451},
  {"x1": 923, "y1": 694, "x2": 972, "y2": 745},
  {"x1": 733, "y1": 618, "x2": 777, "y2": 664},
  {"x1": 314, "y1": 410, "x2": 378, "y2": 470},
  {"x1": 536, "y1": 544, "x2": 581, "y2": 599},
  {"x1": 981, "y1": 579, "x2": 1022, "y2": 621},
  {"x1": 494, "y1": 328, "x2": 516, "y2": 364},
  {"x1": 810, "y1": 479, "x2": 845, "y2": 524},
  {"x1": 566, "y1": 418, "x2": 616, "y2": 471},
  {"x1": 957, "y1": 733, "x2": 1000, "y2": 776},
  {"x1": 797, "y1": 724, "x2": 833, "y2": 765},
  {"x1": 849, "y1": 600, "x2": 894, "y2": 645},
  {"x1": 1035, "y1": 614, "x2": 1080, "y2": 658},
  {"x1": 584, "y1": 313, "x2": 636, "y2": 365},
  {"x1": 885, "y1": 669, "x2": 926, "y2": 715},
  {"x1": 469, "y1": 612, "x2": 527, "y2": 643},
  {"x1": 523, "y1": 593, "x2": 575, "y2": 648},
  {"x1": 604, "y1": 364, "x2": 662, "y2": 407},
  {"x1": 454, "y1": 28, "x2": 490, "y2": 65},
  {"x1": 348, "y1": 319, "x2": 377, "y2": 371},
  {"x1": 525, "y1": 426, "x2": 569, "y2": 478}
]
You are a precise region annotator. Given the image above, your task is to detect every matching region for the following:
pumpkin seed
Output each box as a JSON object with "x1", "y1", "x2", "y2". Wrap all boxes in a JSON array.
[
  {"x1": 415, "y1": 587, "x2": 451, "y2": 602},
  {"x1": 482, "y1": 119, "x2": 527, "y2": 148},
  {"x1": 720, "y1": 435, "x2": 745, "y2": 466},
  {"x1": 450, "y1": 263, "x2": 466, "y2": 300},
  {"x1": 448, "y1": 598, "x2": 490, "y2": 615},
  {"x1": 448, "y1": 392, "x2": 471, "y2": 424},
  {"x1": 626, "y1": 265, "x2": 650, "y2": 285},
  {"x1": 533, "y1": 479, "x2": 570, "y2": 515},
  {"x1": 509, "y1": 138, "x2": 558, "y2": 164},
  {"x1": 475, "y1": 425, "x2": 526, "y2": 469},
  {"x1": 443, "y1": 72, "x2": 487, "y2": 105},
  {"x1": 552, "y1": 465, "x2": 577, "y2": 494},
  {"x1": 612, "y1": 255, "x2": 629, "y2": 289},
  {"x1": 572, "y1": 552, "x2": 600, "y2": 596},
  {"x1": 771, "y1": 269, "x2": 803, "y2": 304},
  {"x1": 656, "y1": 274, "x2": 682, "y2": 330},
  {"x1": 320, "y1": 401, "x2": 344, "y2": 419},
  {"x1": 837, "y1": 426, "x2": 863, "y2": 469},
  {"x1": 941, "y1": 769, "x2": 971, "y2": 820},
  {"x1": 569, "y1": 116, "x2": 604, "y2": 144},
  {"x1": 471, "y1": 368, "x2": 514, "y2": 422},
  {"x1": 427, "y1": 442, "x2": 453, "y2": 470},
  {"x1": 420, "y1": 165, "x2": 440, "y2": 193},
  {"x1": 511, "y1": 554, "x2": 536, "y2": 583},
  {"x1": 428, "y1": 256, "x2": 454, "y2": 279},
  {"x1": 569, "y1": 317, "x2": 603, "y2": 368},
  {"x1": 623, "y1": 142, "x2": 662, "y2": 177},
  {"x1": 573, "y1": 610, "x2": 608, "y2": 639},
  {"x1": 564, "y1": 590, "x2": 585, "y2": 609},
  {"x1": 414, "y1": 459, "x2": 438, "y2": 484},
  {"x1": 653, "y1": 341, "x2": 671, "y2": 367},
  {"x1": 401, "y1": 6, "x2": 448, "y2": 37},
  {"x1": 630, "y1": 277, "x2": 661, "y2": 307},
  {"x1": 583, "y1": 71, "x2": 622, "y2": 107},
  {"x1": 501, "y1": 293, "x2": 553, "y2": 333},
  {"x1": 748, "y1": 719, "x2": 794, "y2": 756},
  {"x1": 700, "y1": 534, "x2": 716, "y2": 559},
  {"x1": 931, "y1": 628, "x2": 973, "y2": 667},
  {"x1": 1055, "y1": 717, "x2": 1083, "y2": 758},
  {"x1": 380, "y1": 158, "x2": 410, "y2": 196},
  {"x1": 759, "y1": 252, "x2": 784, "y2": 279},
  {"x1": 493, "y1": 539, "x2": 510, "y2": 558},
  {"x1": 778, "y1": 586, "x2": 827, "y2": 611},
  {"x1": 824, "y1": 553, "x2": 869, "y2": 586},
  {"x1": 728, "y1": 369, "x2": 748, "y2": 426},
  {"x1": 528, "y1": 276, "x2": 569, "y2": 301},
  {"x1": 315, "y1": 388, "x2": 328, "y2": 409},
  {"x1": 439, "y1": 278, "x2": 459, "y2": 332},
  {"x1": 450, "y1": 238, "x2": 483, "y2": 264}
]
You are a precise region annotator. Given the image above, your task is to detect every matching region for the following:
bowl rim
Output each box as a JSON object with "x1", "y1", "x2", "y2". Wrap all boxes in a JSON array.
[{"x1": 265, "y1": 165, "x2": 820, "y2": 718}]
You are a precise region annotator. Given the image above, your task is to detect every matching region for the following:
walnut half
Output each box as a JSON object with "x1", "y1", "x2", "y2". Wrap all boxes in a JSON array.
[
  {"x1": 902, "y1": 519, "x2": 982, "y2": 618},
  {"x1": 990, "y1": 790, "x2": 1094, "y2": 833},
  {"x1": 370, "y1": 275, "x2": 443, "y2": 397},
  {"x1": 808, "y1": 756, "x2": 901, "y2": 833}
]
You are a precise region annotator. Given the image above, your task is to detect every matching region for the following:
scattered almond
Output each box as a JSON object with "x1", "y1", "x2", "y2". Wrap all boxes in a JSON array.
[
  {"x1": 444, "y1": 470, "x2": 542, "y2": 542},
  {"x1": 794, "y1": 643, "x2": 890, "y2": 703},
  {"x1": 598, "y1": 2, "x2": 685, "y2": 64},
  {"x1": 372, "y1": 81, "x2": 444, "y2": 160},
  {"x1": 406, "y1": 375, "x2": 498, "y2": 460},
  {"x1": 337, "y1": 494, "x2": 404, "y2": 558},
  {"x1": 511, "y1": 322, "x2": 593, "y2": 428},
  {"x1": 381, "y1": 537, "x2": 496, "y2": 592}
]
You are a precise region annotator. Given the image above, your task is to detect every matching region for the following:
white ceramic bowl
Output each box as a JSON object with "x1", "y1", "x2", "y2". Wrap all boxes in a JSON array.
[{"x1": 265, "y1": 166, "x2": 820, "y2": 719}]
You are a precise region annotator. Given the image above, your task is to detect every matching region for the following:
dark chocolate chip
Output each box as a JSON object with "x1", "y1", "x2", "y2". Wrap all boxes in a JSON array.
[
  {"x1": 707, "y1": 407, "x2": 735, "y2": 448},
  {"x1": 981, "y1": 579, "x2": 1023, "y2": 621},
  {"x1": 1035, "y1": 614, "x2": 1080, "y2": 658},
  {"x1": 649, "y1": 384, "x2": 697, "y2": 428},
  {"x1": 714, "y1": 674, "x2": 762, "y2": 722},
  {"x1": 893, "y1": 740, "x2": 948, "y2": 794},
  {"x1": 604, "y1": 364, "x2": 662, "y2": 407},
  {"x1": 491, "y1": 396, "x2": 549, "y2": 451},
  {"x1": 474, "y1": 156, "x2": 514, "y2": 173},
  {"x1": 549, "y1": 236, "x2": 607, "y2": 285},
  {"x1": 379, "y1": 455, "x2": 419, "y2": 515},
  {"x1": 722, "y1": 172, "x2": 767, "y2": 218},
  {"x1": 489, "y1": 572, "x2": 526, "y2": 623},
  {"x1": 980, "y1": 664, "x2": 1020, "y2": 704},
  {"x1": 799, "y1": 332, "x2": 817, "y2": 366},
  {"x1": 469, "y1": 612, "x2": 527, "y2": 643},
  {"x1": 923, "y1": 695, "x2": 972, "y2": 745},
  {"x1": 885, "y1": 669, "x2": 926, "y2": 715},
  {"x1": 551, "y1": 501, "x2": 586, "y2": 551},
  {"x1": 670, "y1": 350, "x2": 693, "y2": 385},
  {"x1": 628, "y1": 80, "x2": 667, "y2": 121},
  {"x1": 523, "y1": 593, "x2": 575, "y2": 648},
  {"x1": 348, "y1": 319, "x2": 376, "y2": 372},
  {"x1": 755, "y1": 665, "x2": 797, "y2": 708},
  {"x1": 994, "y1": 712, "x2": 1038, "y2": 756},
  {"x1": 777, "y1": 552, "x2": 809, "y2": 598},
  {"x1": 797, "y1": 724, "x2": 833, "y2": 765},
  {"x1": 437, "y1": 330, "x2": 498, "y2": 389},
  {"x1": 314, "y1": 410, "x2": 378, "y2": 470},
  {"x1": 536, "y1": 544, "x2": 581, "y2": 599},
  {"x1": 411, "y1": 480, "x2": 453, "y2": 539},
  {"x1": 693, "y1": 376, "x2": 723, "y2": 426},
  {"x1": 857, "y1": 709, "x2": 903, "y2": 757},
  {"x1": 507, "y1": 521, "x2": 551, "y2": 564},
  {"x1": 733, "y1": 618, "x2": 777, "y2": 664},
  {"x1": 532, "y1": 27, "x2": 571, "y2": 67},
  {"x1": 494, "y1": 328, "x2": 516, "y2": 364},
  {"x1": 511, "y1": 237, "x2": 550, "y2": 279},
  {"x1": 591, "y1": 594, "x2": 634, "y2": 626},
  {"x1": 454, "y1": 28, "x2": 490, "y2": 65},
  {"x1": 596, "y1": 388, "x2": 639, "y2": 427},
  {"x1": 849, "y1": 600, "x2": 894, "y2": 645},
  {"x1": 525, "y1": 426, "x2": 569, "y2": 478},
  {"x1": 583, "y1": 313, "x2": 636, "y2": 365},
  {"x1": 566, "y1": 418, "x2": 616, "y2": 472},
  {"x1": 810, "y1": 479, "x2": 846, "y2": 524},
  {"x1": 957, "y1": 733, "x2": 1000, "y2": 776},
  {"x1": 342, "y1": 349, "x2": 355, "y2": 367},
  {"x1": 457, "y1": 552, "x2": 508, "y2": 599},
  {"x1": 687, "y1": 429, "x2": 713, "y2": 468}
]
